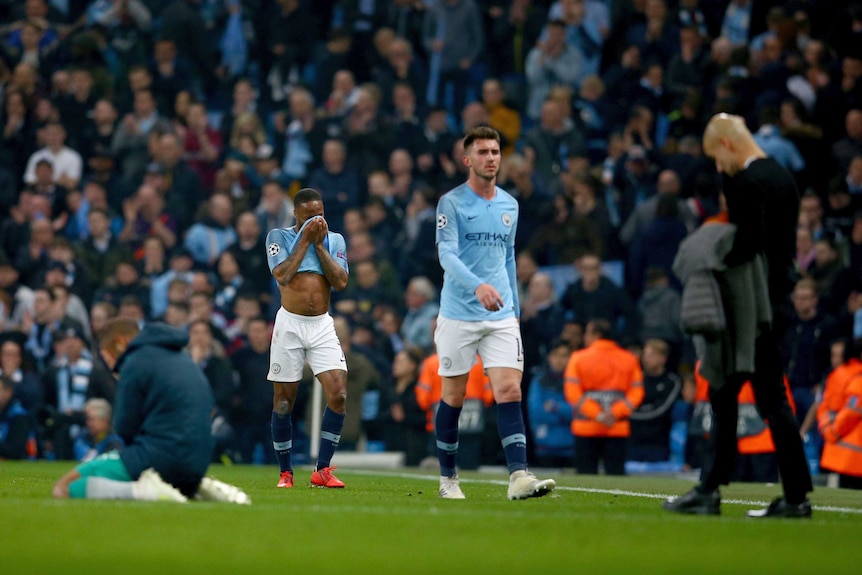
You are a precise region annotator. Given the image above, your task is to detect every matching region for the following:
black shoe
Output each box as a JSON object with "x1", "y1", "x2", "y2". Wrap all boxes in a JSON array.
[
  {"x1": 746, "y1": 497, "x2": 812, "y2": 519},
  {"x1": 662, "y1": 487, "x2": 721, "y2": 515}
]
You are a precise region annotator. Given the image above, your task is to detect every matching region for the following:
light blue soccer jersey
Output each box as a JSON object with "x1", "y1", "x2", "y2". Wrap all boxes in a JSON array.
[
  {"x1": 436, "y1": 183, "x2": 519, "y2": 321},
  {"x1": 266, "y1": 216, "x2": 348, "y2": 278}
]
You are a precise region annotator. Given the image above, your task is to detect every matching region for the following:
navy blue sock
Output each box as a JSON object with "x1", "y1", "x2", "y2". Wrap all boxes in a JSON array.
[
  {"x1": 316, "y1": 407, "x2": 345, "y2": 470},
  {"x1": 497, "y1": 401, "x2": 528, "y2": 474},
  {"x1": 271, "y1": 411, "x2": 293, "y2": 473},
  {"x1": 435, "y1": 400, "x2": 462, "y2": 478}
]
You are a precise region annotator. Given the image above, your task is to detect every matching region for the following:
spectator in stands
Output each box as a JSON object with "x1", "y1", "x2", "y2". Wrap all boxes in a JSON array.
[
  {"x1": 93, "y1": 260, "x2": 150, "y2": 319},
  {"x1": 620, "y1": 169, "x2": 694, "y2": 247},
  {"x1": 526, "y1": 338, "x2": 574, "y2": 468},
  {"x1": 422, "y1": 0, "x2": 484, "y2": 117},
  {"x1": 119, "y1": 182, "x2": 178, "y2": 256},
  {"x1": 832, "y1": 109, "x2": 862, "y2": 174},
  {"x1": 375, "y1": 36, "x2": 428, "y2": 116},
  {"x1": 331, "y1": 315, "x2": 381, "y2": 451},
  {"x1": 187, "y1": 318, "x2": 234, "y2": 428},
  {"x1": 181, "y1": 101, "x2": 222, "y2": 193},
  {"x1": 0, "y1": 338, "x2": 42, "y2": 414},
  {"x1": 41, "y1": 323, "x2": 108, "y2": 459},
  {"x1": 629, "y1": 338, "x2": 682, "y2": 463},
  {"x1": 110, "y1": 88, "x2": 171, "y2": 187},
  {"x1": 26, "y1": 159, "x2": 71, "y2": 232},
  {"x1": 274, "y1": 87, "x2": 327, "y2": 188},
  {"x1": 0, "y1": 374, "x2": 35, "y2": 460},
  {"x1": 183, "y1": 193, "x2": 236, "y2": 269},
  {"x1": 307, "y1": 139, "x2": 361, "y2": 233},
  {"x1": 379, "y1": 344, "x2": 428, "y2": 465},
  {"x1": 753, "y1": 106, "x2": 805, "y2": 177},
  {"x1": 74, "y1": 208, "x2": 130, "y2": 290},
  {"x1": 525, "y1": 19, "x2": 583, "y2": 122},
  {"x1": 780, "y1": 278, "x2": 837, "y2": 427},
  {"x1": 818, "y1": 338, "x2": 862, "y2": 490},
  {"x1": 560, "y1": 253, "x2": 640, "y2": 342},
  {"x1": 524, "y1": 98, "x2": 586, "y2": 184},
  {"x1": 229, "y1": 316, "x2": 275, "y2": 465},
  {"x1": 520, "y1": 270, "x2": 565, "y2": 376},
  {"x1": 626, "y1": 0, "x2": 679, "y2": 68},
  {"x1": 400, "y1": 276, "x2": 439, "y2": 353},
  {"x1": 344, "y1": 83, "x2": 395, "y2": 179},
  {"x1": 564, "y1": 318, "x2": 644, "y2": 475},
  {"x1": 72, "y1": 397, "x2": 123, "y2": 462},
  {"x1": 212, "y1": 251, "x2": 246, "y2": 318},
  {"x1": 24, "y1": 122, "x2": 82, "y2": 192},
  {"x1": 226, "y1": 211, "x2": 269, "y2": 296},
  {"x1": 481, "y1": 78, "x2": 521, "y2": 156},
  {"x1": 626, "y1": 193, "x2": 689, "y2": 298}
]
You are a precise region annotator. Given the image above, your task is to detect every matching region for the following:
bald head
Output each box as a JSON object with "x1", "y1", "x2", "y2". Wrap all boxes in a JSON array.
[{"x1": 702, "y1": 113, "x2": 764, "y2": 176}]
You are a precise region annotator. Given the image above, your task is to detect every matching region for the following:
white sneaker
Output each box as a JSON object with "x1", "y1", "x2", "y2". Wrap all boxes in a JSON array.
[
  {"x1": 133, "y1": 468, "x2": 188, "y2": 503},
  {"x1": 195, "y1": 476, "x2": 252, "y2": 505},
  {"x1": 439, "y1": 475, "x2": 466, "y2": 499},
  {"x1": 507, "y1": 470, "x2": 556, "y2": 500}
]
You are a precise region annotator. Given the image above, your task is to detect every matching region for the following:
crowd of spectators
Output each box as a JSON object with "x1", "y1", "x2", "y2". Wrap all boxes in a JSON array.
[{"x1": 1, "y1": 0, "x2": 862, "y2": 476}]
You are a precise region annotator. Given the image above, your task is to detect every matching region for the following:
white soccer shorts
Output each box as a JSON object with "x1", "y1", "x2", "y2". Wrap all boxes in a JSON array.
[
  {"x1": 268, "y1": 308, "x2": 347, "y2": 382},
  {"x1": 434, "y1": 316, "x2": 524, "y2": 377}
]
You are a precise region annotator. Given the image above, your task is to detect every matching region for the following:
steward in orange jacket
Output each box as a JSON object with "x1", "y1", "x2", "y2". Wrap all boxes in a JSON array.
[
  {"x1": 415, "y1": 354, "x2": 492, "y2": 470},
  {"x1": 564, "y1": 319, "x2": 644, "y2": 475},
  {"x1": 818, "y1": 354, "x2": 862, "y2": 489},
  {"x1": 691, "y1": 362, "x2": 795, "y2": 482}
]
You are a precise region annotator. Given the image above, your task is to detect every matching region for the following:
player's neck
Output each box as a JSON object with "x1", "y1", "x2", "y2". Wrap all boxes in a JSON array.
[{"x1": 468, "y1": 175, "x2": 497, "y2": 199}]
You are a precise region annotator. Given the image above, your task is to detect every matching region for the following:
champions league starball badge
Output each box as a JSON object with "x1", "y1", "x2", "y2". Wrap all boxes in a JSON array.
[
  {"x1": 268, "y1": 243, "x2": 280, "y2": 256},
  {"x1": 437, "y1": 214, "x2": 448, "y2": 229}
]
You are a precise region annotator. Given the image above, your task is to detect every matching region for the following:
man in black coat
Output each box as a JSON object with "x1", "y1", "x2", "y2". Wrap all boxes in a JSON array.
[{"x1": 664, "y1": 113, "x2": 813, "y2": 518}]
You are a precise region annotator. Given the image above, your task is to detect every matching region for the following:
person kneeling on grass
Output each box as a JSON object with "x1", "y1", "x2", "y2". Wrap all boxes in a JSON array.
[{"x1": 52, "y1": 318, "x2": 250, "y2": 504}]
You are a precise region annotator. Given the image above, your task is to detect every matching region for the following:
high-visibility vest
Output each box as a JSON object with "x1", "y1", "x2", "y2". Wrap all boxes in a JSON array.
[
  {"x1": 414, "y1": 355, "x2": 493, "y2": 433},
  {"x1": 818, "y1": 359, "x2": 862, "y2": 478},
  {"x1": 564, "y1": 339, "x2": 644, "y2": 438},
  {"x1": 692, "y1": 362, "x2": 794, "y2": 454}
]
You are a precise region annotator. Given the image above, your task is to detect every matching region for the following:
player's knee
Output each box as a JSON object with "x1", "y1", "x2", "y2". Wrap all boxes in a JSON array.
[
  {"x1": 327, "y1": 389, "x2": 347, "y2": 412},
  {"x1": 274, "y1": 399, "x2": 293, "y2": 416}
]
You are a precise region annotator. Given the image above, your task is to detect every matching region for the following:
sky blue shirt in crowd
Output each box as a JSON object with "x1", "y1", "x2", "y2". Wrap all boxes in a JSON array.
[
  {"x1": 265, "y1": 215, "x2": 349, "y2": 278},
  {"x1": 436, "y1": 183, "x2": 519, "y2": 321}
]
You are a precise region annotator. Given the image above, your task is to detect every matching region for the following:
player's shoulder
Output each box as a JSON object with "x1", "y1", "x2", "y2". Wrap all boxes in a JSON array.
[
  {"x1": 265, "y1": 227, "x2": 291, "y2": 241},
  {"x1": 440, "y1": 183, "x2": 470, "y2": 203}
]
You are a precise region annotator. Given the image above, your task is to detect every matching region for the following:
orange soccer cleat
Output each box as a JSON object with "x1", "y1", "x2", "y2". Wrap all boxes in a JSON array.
[
  {"x1": 310, "y1": 466, "x2": 345, "y2": 488},
  {"x1": 277, "y1": 470, "x2": 294, "y2": 488}
]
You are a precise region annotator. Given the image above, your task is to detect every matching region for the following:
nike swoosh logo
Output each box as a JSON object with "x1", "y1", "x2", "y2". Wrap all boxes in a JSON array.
[{"x1": 467, "y1": 215, "x2": 479, "y2": 221}]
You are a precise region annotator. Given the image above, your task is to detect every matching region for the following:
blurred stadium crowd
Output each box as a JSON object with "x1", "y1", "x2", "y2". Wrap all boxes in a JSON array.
[{"x1": 0, "y1": 0, "x2": 861, "y2": 481}]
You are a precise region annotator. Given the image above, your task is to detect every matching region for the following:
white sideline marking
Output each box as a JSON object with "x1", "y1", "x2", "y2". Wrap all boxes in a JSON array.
[{"x1": 352, "y1": 469, "x2": 862, "y2": 515}]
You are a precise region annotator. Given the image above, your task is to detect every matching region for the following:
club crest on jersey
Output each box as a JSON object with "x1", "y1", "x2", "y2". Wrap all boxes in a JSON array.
[
  {"x1": 501, "y1": 212, "x2": 512, "y2": 227},
  {"x1": 268, "y1": 243, "x2": 280, "y2": 256},
  {"x1": 437, "y1": 214, "x2": 448, "y2": 229}
]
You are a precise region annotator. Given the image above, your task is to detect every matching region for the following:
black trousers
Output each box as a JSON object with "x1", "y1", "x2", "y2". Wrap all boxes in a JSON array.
[
  {"x1": 701, "y1": 315, "x2": 813, "y2": 501},
  {"x1": 574, "y1": 435, "x2": 627, "y2": 475}
]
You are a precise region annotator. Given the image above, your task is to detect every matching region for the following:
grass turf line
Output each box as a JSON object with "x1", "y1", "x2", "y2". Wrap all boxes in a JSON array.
[{"x1": 1, "y1": 461, "x2": 861, "y2": 575}]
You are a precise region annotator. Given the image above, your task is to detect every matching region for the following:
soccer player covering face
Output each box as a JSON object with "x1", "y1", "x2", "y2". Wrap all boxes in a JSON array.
[
  {"x1": 265, "y1": 188, "x2": 349, "y2": 489},
  {"x1": 434, "y1": 126, "x2": 555, "y2": 500}
]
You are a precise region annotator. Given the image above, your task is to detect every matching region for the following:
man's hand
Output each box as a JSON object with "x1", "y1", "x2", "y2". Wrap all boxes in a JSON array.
[
  {"x1": 596, "y1": 411, "x2": 616, "y2": 428},
  {"x1": 475, "y1": 283, "x2": 504, "y2": 311}
]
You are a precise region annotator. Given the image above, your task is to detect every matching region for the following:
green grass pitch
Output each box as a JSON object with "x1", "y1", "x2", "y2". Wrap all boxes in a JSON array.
[{"x1": 2, "y1": 461, "x2": 861, "y2": 575}]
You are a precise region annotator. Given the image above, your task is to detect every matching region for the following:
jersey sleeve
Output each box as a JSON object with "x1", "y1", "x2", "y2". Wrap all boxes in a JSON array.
[
  {"x1": 436, "y1": 193, "x2": 484, "y2": 293},
  {"x1": 265, "y1": 229, "x2": 290, "y2": 272},
  {"x1": 329, "y1": 232, "x2": 349, "y2": 274},
  {"x1": 506, "y1": 199, "x2": 520, "y2": 316}
]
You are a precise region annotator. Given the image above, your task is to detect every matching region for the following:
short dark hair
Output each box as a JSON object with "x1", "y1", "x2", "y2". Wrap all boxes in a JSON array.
[
  {"x1": 587, "y1": 319, "x2": 613, "y2": 340},
  {"x1": 463, "y1": 126, "x2": 500, "y2": 152},
  {"x1": 294, "y1": 187, "x2": 322, "y2": 206}
]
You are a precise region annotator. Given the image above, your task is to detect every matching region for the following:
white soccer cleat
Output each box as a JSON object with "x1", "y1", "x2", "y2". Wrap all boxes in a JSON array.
[
  {"x1": 133, "y1": 468, "x2": 188, "y2": 503},
  {"x1": 439, "y1": 474, "x2": 466, "y2": 499},
  {"x1": 507, "y1": 470, "x2": 556, "y2": 500},
  {"x1": 195, "y1": 476, "x2": 252, "y2": 505}
]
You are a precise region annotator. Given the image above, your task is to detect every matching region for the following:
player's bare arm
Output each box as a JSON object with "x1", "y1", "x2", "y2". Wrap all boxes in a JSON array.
[
  {"x1": 271, "y1": 234, "x2": 312, "y2": 286},
  {"x1": 315, "y1": 240, "x2": 348, "y2": 291}
]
